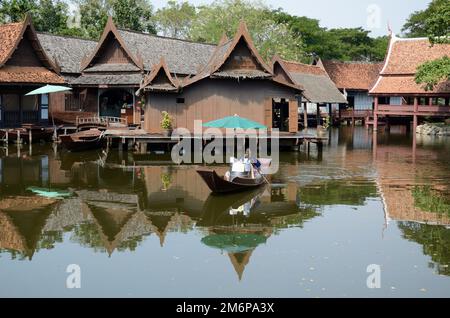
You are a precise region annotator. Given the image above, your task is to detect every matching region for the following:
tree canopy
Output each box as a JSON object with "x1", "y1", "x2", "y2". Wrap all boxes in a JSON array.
[{"x1": 408, "y1": 0, "x2": 450, "y2": 90}]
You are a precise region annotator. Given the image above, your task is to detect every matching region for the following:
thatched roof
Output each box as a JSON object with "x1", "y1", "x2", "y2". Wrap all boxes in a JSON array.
[
  {"x1": 275, "y1": 57, "x2": 346, "y2": 103},
  {"x1": 118, "y1": 29, "x2": 216, "y2": 75},
  {"x1": 140, "y1": 57, "x2": 180, "y2": 92},
  {"x1": 37, "y1": 33, "x2": 97, "y2": 74},
  {"x1": 71, "y1": 73, "x2": 143, "y2": 86}
]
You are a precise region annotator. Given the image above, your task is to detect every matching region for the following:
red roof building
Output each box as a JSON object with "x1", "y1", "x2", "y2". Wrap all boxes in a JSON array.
[
  {"x1": 0, "y1": 15, "x2": 64, "y2": 128},
  {"x1": 369, "y1": 35, "x2": 450, "y2": 131}
]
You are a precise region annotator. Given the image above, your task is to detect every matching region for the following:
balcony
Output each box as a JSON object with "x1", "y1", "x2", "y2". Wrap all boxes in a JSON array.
[{"x1": 377, "y1": 104, "x2": 450, "y2": 116}]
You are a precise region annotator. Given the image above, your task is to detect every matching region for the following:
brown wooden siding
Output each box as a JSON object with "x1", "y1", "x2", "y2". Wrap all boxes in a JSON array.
[
  {"x1": 96, "y1": 36, "x2": 134, "y2": 65},
  {"x1": 5, "y1": 29, "x2": 43, "y2": 67},
  {"x1": 288, "y1": 100, "x2": 298, "y2": 132},
  {"x1": 144, "y1": 79, "x2": 297, "y2": 133}
]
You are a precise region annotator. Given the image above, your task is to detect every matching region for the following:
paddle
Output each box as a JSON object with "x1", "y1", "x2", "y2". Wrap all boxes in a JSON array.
[{"x1": 252, "y1": 162, "x2": 270, "y2": 185}]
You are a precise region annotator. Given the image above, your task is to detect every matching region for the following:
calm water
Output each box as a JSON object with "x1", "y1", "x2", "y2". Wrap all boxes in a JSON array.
[{"x1": 1, "y1": 126, "x2": 449, "y2": 297}]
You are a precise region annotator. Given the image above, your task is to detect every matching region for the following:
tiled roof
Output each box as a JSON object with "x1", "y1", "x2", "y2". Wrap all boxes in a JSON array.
[
  {"x1": 322, "y1": 60, "x2": 383, "y2": 91},
  {"x1": 371, "y1": 37, "x2": 450, "y2": 95},
  {"x1": 370, "y1": 75, "x2": 450, "y2": 95},
  {"x1": 382, "y1": 38, "x2": 450, "y2": 75},
  {"x1": 37, "y1": 33, "x2": 97, "y2": 74},
  {"x1": 281, "y1": 59, "x2": 347, "y2": 103},
  {"x1": 0, "y1": 66, "x2": 65, "y2": 84},
  {"x1": 0, "y1": 22, "x2": 23, "y2": 65}
]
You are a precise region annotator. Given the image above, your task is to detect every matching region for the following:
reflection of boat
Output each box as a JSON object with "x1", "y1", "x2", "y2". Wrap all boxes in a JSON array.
[
  {"x1": 59, "y1": 128, "x2": 105, "y2": 152},
  {"x1": 196, "y1": 169, "x2": 265, "y2": 194}
]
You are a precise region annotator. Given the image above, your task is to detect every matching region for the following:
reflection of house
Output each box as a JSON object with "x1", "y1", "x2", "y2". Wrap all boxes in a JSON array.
[
  {"x1": 0, "y1": 15, "x2": 64, "y2": 128},
  {"x1": 273, "y1": 57, "x2": 346, "y2": 127},
  {"x1": 375, "y1": 143, "x2": 450, "y2": 226},
  {"x1": 369, "y1": 35, "x2": 450, "y2": 131},
  {"x1": 0, "y1": 197, "x2": 56, "y2": 259},
  {"x1": 140, "y1": 21, "x2": 303, "y2": 133}
]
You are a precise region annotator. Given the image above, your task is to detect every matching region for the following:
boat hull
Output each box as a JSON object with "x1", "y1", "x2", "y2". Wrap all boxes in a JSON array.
[
  {"x1": 59, "y1": 129, "x2": 105, "y2": 152},
  {"x1": 197, "y1": 169, "x2": 265, "y2": 194}
]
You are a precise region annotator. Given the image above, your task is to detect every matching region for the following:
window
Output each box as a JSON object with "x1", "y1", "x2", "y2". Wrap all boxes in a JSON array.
[
  {"x1": 176, "y1": 98, "x2": 185, "y2": 104},
  {"x1": 378, "y1": 97, "x2": 390, "y2": 105},
  {"x1": 41, "y1": 94, "x2": 49, "y2": 120},
  {"x1": 65, "y1": 93, "x2": 81, "y2": 111}
]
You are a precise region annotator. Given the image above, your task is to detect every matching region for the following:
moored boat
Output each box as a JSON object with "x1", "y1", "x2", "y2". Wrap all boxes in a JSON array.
[
  {"x1": 59, "y1": 128, "x2": 105, "y2": 152},
  {"x1": 197, "y1": 169, "x2": 266, "y2": 194}
]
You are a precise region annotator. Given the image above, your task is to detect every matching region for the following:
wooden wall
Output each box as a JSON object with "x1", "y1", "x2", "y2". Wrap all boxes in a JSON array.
[
  {"x1": 95, "y1": 36, "x2": 134, "y2": 65},
  {"x1": 5, "y1": 28, "x2": 42, "y2": 67},
  {"x1": 144, "y1": 79, "x2": 298, "y2": 133}
]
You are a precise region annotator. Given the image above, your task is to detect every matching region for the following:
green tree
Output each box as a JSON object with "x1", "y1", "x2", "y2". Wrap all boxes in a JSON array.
[
  {"x1": 270, "y1": 9, "x2": 387, "y2": 62},
  {"x1": 76, "y1": 0, "x2": 109, "y2": 39},
  {"x1": 411, "y1": 0, "x2": 450, "y2": 90},
  {"x1": 0, "y1": 0, "x2": 38, "y2": 22},
  {"x1": 189, "y1": 0, "x2": 305, "y2": 62},
  {"x1": 111, "y1": 0, "x2": 155, "y2": 33},
  {"x1": 402, "y1": 0, "x2": 450, "y2": 39},
  {"x1": 33, "y1": 0, "x2": 69, "y2": 33},
  {"x1": 154, "y1": 0, "x2": 196, "y2": 39}
]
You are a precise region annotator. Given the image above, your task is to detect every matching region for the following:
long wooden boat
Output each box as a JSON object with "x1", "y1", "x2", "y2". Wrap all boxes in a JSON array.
[
  {"x1": 59, "y1": 128, "x2": 105, "y2": 152},
  {"x1": 197, "y1": 169, "x2": 266, "y2": 194}
]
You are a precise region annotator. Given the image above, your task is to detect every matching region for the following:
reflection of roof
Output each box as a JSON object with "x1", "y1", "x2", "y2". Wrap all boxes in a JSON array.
[{"x1": 370, "y1": 37, "x2": 450, "y2": 95}]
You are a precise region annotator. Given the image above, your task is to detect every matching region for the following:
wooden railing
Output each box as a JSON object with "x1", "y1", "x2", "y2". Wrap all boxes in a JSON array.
[
  {"x1": 377, "y1": 104, "x2": 450, "y2": 115},
  {"x1": 339, "y1": 109, "x2": 373, "y2": 119},
  {"x1": 76, "y1": 116, "x2": 128, "y2": 127},
  {"x1": 3, "y1": 111, "x2": 39, "y2": 126}
]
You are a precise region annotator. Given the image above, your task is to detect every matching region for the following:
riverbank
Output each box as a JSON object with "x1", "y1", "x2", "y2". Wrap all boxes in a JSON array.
[{"x1": 416, "y1": 123, "x2": 450, "y2": 136}]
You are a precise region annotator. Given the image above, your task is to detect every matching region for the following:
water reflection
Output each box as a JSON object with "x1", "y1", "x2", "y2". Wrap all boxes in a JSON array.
[{"x1": 1, "y1": 126, "x2": 450, "y2": 294}]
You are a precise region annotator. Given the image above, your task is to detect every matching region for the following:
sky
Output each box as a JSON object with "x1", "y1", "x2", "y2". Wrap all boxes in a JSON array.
[{"x1": 151, "y1": 0, "x2": 432, "y2": 37}]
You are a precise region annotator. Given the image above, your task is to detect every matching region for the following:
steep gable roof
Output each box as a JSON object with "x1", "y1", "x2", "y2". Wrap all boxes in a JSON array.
[
  {"x1": 277, "y1": 58, "x2": 347, "y2": 104},
  {"x1": 140, "y1": 57, "x2": 180, "y2": 92},
  {"x1": 183, "y1": 21, "x2": 282, "y2": 88},
  {"x1": 0, "y1": 15, "x2": 64, "y2": 84},
  {"x1": 370, "y1": 36, "x2": 450, "y2": 95},
  {"x1": 322, "y1": 60, "x2": 383, "y2": 91},
  {"x1": 81, "y1": 16, "x2": 143, "y2": 71}
]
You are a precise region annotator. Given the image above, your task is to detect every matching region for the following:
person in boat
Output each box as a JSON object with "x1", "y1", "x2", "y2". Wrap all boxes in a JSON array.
[{"x1": 225, "y1": 149, "x2": 260, "y2": 181}]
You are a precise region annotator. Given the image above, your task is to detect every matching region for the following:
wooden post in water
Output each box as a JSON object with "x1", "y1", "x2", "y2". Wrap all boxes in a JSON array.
[
  {"x1": 17, "y1": 130, "x2": 20, "y2": 144},
  {"x1": 373, "y1": 97, "x2": 379, "y2": 132},
  {"x1": 5, "y1": 131, "x2": 8, "y2": 144},
  {"x1": 29, "y1": 129, "x2": 32, "y2": 144},
  {"x1": 303, "y1": 102, "x2": 308, "y2": 129}
]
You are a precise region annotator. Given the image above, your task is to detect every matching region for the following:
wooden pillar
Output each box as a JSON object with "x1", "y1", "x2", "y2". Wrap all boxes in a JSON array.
[
  {"x1": 28, "y1": 129, "x2": 32, "y2": 144},
  {"x1": 288, "y1": 99, "x2": 298, "y2": 133},
  {"x1": 303, "y1": 102, "x2": 308, "y2": 129},
  {"x1": 373, "y1": 97, "x2": 378, "y2": 132},
  {"x1": 328, "y1": 103, "x2": 333, "y2": 125},
  {"x1": 316, "y1": 104, "x2": 320, "y2": 127},
  {"x1": 413, "y1": 115, "x2": 418, "y2": 134}
]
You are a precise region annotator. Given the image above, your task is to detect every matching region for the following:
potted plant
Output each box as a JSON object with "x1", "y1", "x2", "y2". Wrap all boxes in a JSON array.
[{"x1": 160, "y1": 111, "x2": 172, "y2": 137}]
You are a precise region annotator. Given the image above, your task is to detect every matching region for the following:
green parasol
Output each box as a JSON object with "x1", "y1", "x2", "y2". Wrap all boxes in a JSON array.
[
  {"x1": 203, "y1": 114, "x2": 266, "y2": 129},
  {"x1": 201, "y1": 233, "x2": 267, "y2": 253}
]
